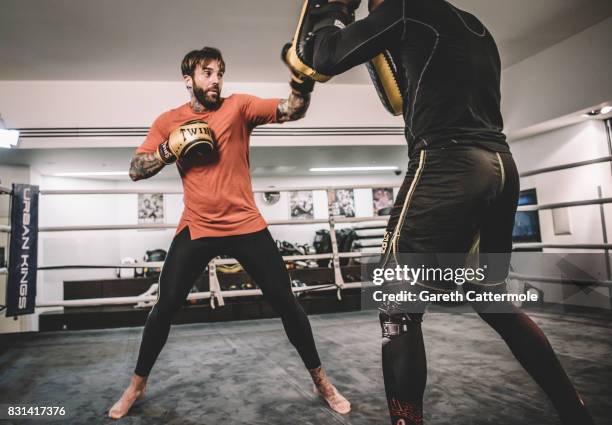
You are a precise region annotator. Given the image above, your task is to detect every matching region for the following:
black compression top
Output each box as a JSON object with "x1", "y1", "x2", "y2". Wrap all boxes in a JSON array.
[{"x1": 312, "y1": 0, "x2": 509, "y2": 156}]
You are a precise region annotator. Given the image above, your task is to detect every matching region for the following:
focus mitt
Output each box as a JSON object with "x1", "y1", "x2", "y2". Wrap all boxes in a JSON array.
[
  {"x1": 283, "y1": 0, "x2": 359, "y2": 83},
  {"x1": 282, "y1": 43, "x2": 315, "y2": 95}
]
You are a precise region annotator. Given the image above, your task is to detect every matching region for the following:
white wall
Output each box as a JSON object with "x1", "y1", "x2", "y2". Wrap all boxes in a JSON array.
[
  {"x1": 254, "y1": 175, "x2": 401, "y2": 245},
  {"x1": 0, "y1": 81, "x2": 405, "y2": 149},
  {"x1": 0, "y1": 165, "x2": 31, "y2": 218},
  {"x1": 21, "y1": 172, "x2": 403, "y2": 325},
  {"x1": 38, "y1": 173, "x2": 402, "y2": 258},
  {"x1": 512, "y1": 120, "x2": 611, "y2": 241},
  {"x1": 29, "y1": 117, "x2": 612, "y2": 315},
  {"x1": 511, "y1": 120, "x2": 612, "y2": 308}
]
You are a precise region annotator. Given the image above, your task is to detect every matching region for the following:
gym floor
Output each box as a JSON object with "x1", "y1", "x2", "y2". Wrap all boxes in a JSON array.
[{"x1": 1, "y1": 308, "x2": 610, "y2": 425}]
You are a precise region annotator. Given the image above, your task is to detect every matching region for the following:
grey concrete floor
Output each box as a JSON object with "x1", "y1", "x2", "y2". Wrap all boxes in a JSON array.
[{"x1": 0, "y1": 309, "x2": 610, "y2": 425}]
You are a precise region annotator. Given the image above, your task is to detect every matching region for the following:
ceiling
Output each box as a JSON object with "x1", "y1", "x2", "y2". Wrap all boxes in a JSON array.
[
  {"x1": 1, "y1": 0, "x2": 611, "y2": 84},
  {"x1": 1, "y1": 0, "x2": 611, "y2": 180}
]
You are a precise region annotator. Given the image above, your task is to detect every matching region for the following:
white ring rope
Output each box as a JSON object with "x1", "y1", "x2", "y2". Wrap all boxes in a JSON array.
[{"x1": 2, "y1": 183, "x2": 608, "y2": 309}]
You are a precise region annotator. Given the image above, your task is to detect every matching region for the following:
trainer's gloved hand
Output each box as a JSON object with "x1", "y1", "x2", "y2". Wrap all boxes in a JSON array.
[
  {"x1": 283, "y1": 0, "x2": 359, "y2": 84},
  {"x1": 156, "y1": 120, "x2": 216, "y2": 165},
  {"x1": 282, "y1": 43, "x2": 315, "y2": 95}
]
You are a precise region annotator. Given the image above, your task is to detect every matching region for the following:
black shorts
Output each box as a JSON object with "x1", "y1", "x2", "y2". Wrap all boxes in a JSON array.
[{"x1": 379, "y1": 145, "x2": 519, "y2": 306}]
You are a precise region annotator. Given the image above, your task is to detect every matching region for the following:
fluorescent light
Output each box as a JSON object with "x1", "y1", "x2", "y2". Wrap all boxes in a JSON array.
[
  {"x1": 310, "y1": 166, "x2": 399, "y2": 172},
  {"x1": 0, "y1": 129, "x2": 20, "y2": 148},
  {"x1": 52, "y1": 171, "x2": 129, "y2": 177},
  {"x1": 584, "y1": 106, "x2": 612, "y2": 117}
]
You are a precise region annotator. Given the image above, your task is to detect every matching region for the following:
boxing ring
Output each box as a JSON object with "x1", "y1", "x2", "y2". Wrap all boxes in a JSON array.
[
  {"x1": 8, "y1": 184, "x2": 392, "y2": 311},
  {"x1": 1, "y1": 159, "x2": 612, "y2": 425},
  {"x1": 1, "y1": 172, "x2": 612, "y2": 313}
]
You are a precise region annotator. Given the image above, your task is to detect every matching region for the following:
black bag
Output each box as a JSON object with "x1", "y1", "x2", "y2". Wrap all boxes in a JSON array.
[
  {"x1": 313, "y1": 230, "x2": 332, "y2": 267},
  {"x1": 144, "y1": 249, "x2": 167, "y2": 279},
  {"x1": 336, "y1": 228, "x2": 357, "y2": 266},
  {"x1": 313, "y1": 228, "x2": 358, "y2": 267}
]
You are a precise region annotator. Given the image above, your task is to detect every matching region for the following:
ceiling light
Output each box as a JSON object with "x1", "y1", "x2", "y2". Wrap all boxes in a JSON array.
[
  {"x1": 51, "y1": 171, "x2": 129, "y2": 177},
  {"x1": 0, "y1": 114, "x2": 19, "y2": 148},
  {"x1": 0, "y1": 129, "x2": 20, "y2": 148},
  {"x1": 584, "y1": 106, "x2": 612, "y2": 117},
  {"x1": 601, "y1": 106, "x2": 612, "y2": 115},
  {"x1": 310, "y1": 166, "x2": 399, "y2": 172}
]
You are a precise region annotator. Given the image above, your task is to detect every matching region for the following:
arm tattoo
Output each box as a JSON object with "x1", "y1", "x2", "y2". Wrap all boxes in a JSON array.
[
  {"x1": 276, "y1": 92, "x2": 311, "y2": 123},
  {"x1": 129, "y1": 152, "x2": 165, "y2": 181}
]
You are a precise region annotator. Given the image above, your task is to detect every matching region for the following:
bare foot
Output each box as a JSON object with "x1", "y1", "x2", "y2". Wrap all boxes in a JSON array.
[
  {"x1": 308, "y1": 366, "x2": 351, "y2": 414},
  {"x1": 108, "y1": 375, "x2": 147, "y2": 419}
]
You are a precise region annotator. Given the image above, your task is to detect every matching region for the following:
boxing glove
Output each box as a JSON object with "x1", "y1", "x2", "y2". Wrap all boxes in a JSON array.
[{"x1": 156, "y1": 120, "x2": 216, "y2": 164}]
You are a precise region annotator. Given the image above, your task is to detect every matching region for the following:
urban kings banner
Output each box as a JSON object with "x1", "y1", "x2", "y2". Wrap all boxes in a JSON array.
[{"x1": 6, "y1": 184, "x2": 39, "y2": 316}]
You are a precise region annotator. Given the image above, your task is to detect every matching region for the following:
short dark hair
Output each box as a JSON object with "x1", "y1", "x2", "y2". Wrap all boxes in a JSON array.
[{"x1": 181, "y1": 47, "x2": 225, "y2": 77}]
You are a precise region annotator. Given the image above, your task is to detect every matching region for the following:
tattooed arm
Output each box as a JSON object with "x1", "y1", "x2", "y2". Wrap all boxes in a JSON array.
[
  {"x1": 276, "y1": 91, "x2": 311, "y2": 123},
  {"x1": 129, "y1": 152, "x2": 165, "y2": 181}
]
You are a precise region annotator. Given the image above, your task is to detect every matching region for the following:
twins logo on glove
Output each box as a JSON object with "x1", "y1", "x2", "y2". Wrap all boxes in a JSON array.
[{"x1": 156, "y1": 120, "x2": 216, "y2": 164}]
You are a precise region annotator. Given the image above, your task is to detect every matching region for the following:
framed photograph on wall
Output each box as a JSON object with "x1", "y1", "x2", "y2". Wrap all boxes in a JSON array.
[
  {"x1": 328, "y1": 189, "x2": 355, "y2": 218},
  {"x1": 290, "y1": 190, "x2": 314, "y2": 219},
  {"x1": 138, "y1": 193, "x2": 164, "y2": 224},
  {"x1": 372, "y1": 187, "x2": 394, "y2": 215}
]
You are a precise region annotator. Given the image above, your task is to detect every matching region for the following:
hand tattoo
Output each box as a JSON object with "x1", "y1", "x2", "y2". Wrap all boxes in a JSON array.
[{"x1": 276, "y1": 92, "x2": 311, "y2": 123}]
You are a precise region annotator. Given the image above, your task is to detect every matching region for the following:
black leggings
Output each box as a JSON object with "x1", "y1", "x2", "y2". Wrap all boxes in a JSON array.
[{"x1": 134, "y1": 227, "x2": 321, "y2": 377}]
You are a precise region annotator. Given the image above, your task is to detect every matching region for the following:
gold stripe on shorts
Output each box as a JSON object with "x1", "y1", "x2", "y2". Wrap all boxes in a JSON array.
[{"x1": 390, "y1": 150, "x2": 427, "y2": 263}]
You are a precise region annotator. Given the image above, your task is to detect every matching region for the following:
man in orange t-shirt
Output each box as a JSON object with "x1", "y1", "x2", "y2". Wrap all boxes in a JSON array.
[{"x1": 109, "y1": 47, "x2": 350, "y2": 419}]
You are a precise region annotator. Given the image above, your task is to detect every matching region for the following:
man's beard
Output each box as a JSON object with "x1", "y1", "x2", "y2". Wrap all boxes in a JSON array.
[{"x1": 193, "y1": 83, "x2": 221, "y2": 110}]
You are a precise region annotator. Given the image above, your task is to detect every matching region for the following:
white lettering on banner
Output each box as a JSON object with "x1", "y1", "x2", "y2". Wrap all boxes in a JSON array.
[
  {"x1": 18, "y1": 188, "x2": 33, "y2": 311},
  {"x1": 24, "y1": 188, "x2": 31, "y2": 212}
]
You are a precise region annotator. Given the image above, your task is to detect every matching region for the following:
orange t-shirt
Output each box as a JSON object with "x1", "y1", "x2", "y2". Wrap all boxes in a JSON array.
[{"x1": 136, "y1": 94, "x2": 280, "y2": 239}]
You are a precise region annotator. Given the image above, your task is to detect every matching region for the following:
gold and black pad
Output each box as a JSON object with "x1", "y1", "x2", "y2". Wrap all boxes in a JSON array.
[
  {"x1": 283, "y1": 0, "x2": 358, "y2": 83},
  {"x1": 366, "y1": 50, "x2": 403, "y2": 116}
]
